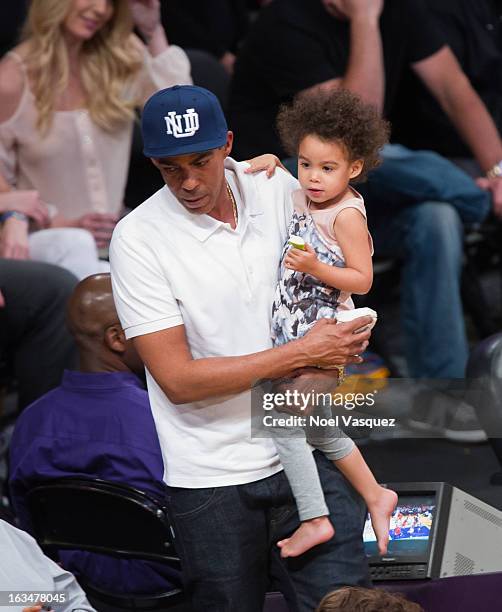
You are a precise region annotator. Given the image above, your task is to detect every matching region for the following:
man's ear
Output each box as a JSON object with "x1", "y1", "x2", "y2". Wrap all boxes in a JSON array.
[
  {"x1": 104, "y1": 324, "x2": 126, "y2": 353},
  {"x1": 224, "y1": 131, "x2": 234, "y2": 157},
  {"x1": 350, "y1": 159, "x2": 364, "y2": 180}
]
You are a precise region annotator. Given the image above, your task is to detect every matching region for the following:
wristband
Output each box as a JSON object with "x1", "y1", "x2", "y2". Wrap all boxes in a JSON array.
[
  {"x1": 486, "y1": 160, "x2": 502, "y2": 180},
  {"x1": 0, "y1": 211, "x2": 28, "y2": 224}
]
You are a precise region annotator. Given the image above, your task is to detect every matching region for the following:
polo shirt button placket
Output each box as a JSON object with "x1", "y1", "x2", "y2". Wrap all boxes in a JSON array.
[
  {"x1": 239, "y1": 253, "x2": 253, "y2": 302},
  {"x1": 247, "y1": 266, "x2": 256, "y2": 302},
  {"x1": 240, "y1": 241, "x2": 254, "y2": 301}
]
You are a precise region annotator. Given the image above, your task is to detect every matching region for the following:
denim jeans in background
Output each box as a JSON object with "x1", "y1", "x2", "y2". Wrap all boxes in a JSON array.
[
  {"x1": 359, "y1": 143, "x2": 489, "y2": 378},
  {"x1": 166, "y1": 451, "x2": 370, "y2": 612},
  {"x1": 370, "y1": 201, "x2": 467, "y2": 378}
]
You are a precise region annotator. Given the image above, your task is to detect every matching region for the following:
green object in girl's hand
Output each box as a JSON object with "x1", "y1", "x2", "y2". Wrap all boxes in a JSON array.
[{"x1": 288, "y1": 235, "x2": 306, "y2": 250}]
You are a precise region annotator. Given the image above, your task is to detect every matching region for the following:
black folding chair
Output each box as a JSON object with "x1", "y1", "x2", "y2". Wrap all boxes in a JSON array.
[{"x1": 26, "y1": 478, "x2": 186, "y2": 610}]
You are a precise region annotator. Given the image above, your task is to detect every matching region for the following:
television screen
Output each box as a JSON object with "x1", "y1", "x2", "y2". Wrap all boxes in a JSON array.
[{"x1": 363, "y1": 495, "x2": 436, "y2": 558}]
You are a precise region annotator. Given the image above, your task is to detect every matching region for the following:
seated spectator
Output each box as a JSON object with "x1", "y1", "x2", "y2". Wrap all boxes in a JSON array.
[
  {"x1": 0, "y1": 0, "x2": 191, "y2": 277},
  {"x1": 391, "y1": 0, "x2": 502, "y2": 173},
  {"x1": 161, "y1": 0, "x2": 249, "y2": 75},
  {"x1": 0, "y1": 256, "x2": 77, "y2": 412},
  {"x1": 0, "y1": 518, "x2": 95, "y2": 612},
  {"x1": 316, "y1": 586, "x2": 423, "y2": 612},
  {"x1": 8, "y1": 273, "x2": 180, "y2": 595}
]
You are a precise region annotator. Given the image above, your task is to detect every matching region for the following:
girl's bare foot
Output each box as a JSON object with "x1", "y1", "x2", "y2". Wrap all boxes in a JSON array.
[
  {"x1": 277, "y1": 516, "x2": 334, "y2": 558},
  {"x1": 368, "y1": 487, "x2": 398, "y2": 555}
]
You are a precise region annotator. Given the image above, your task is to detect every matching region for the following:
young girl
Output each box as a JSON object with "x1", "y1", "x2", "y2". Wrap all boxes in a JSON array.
[{"x1": 267, "y1": 89, "x2": 397, "y2": 558}]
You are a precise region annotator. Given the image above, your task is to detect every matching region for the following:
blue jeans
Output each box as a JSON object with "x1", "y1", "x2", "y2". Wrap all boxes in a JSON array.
[
  {"x1": 372, "y1": 201, "x2": 467, "y2": 378},
  {"x1": 166, "y1": 451, "x2": 370, "y2": 612}
]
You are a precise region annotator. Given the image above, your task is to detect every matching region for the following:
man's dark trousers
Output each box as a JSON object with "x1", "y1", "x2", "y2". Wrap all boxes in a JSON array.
[{"x1": 167, "y1": 450, "x2": 370, "y2": 611}]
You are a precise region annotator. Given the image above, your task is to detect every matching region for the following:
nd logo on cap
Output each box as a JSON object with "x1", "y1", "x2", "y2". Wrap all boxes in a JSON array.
[
  {"x1": 164, "y1": 108, "x2": 200, "y2": 139},
  {"x1": 142, "y1": 85, "x2": 228, "y2": 158}
]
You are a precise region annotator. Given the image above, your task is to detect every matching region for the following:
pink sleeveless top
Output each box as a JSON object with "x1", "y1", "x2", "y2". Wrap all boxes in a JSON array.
[{"x1": 292, "y1": 187, "x2": 373, "y2": 310}]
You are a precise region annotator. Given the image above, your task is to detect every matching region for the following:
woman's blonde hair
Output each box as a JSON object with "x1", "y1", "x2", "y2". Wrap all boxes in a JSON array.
[{"x1": 23, "y1": 0, "x2": 143, "y2": 133}]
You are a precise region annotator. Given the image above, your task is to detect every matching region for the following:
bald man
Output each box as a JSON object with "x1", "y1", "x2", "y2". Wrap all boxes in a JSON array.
[{"x1": 8, "y1": 274, "x2": 181, "y2": 596}]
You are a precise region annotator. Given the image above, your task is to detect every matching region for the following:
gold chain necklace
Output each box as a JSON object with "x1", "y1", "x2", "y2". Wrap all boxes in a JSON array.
[{"x1": 226, "y1": 181, "x2": 238, "y2": 228}]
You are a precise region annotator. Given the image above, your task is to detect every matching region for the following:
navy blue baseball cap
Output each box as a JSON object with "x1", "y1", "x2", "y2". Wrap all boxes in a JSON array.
[{"x1": 142, "y1": 85, "x2": 228, "y2": 158}]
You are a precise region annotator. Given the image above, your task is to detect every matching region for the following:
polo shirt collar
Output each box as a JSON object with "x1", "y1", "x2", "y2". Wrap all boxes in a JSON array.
[{"x1": 160, "y1": 157, "x2": 264, "y2": 243}]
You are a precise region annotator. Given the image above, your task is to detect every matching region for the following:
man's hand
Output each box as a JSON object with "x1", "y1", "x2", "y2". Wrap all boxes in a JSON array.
[
  {"x1": 476, "y1": 176, "x2": 502, "y2": 218},
  {"x1": 244, "y1": 154, "x2": 286, "y2": 178},
  {"x1": 299, "y1": 317, "x2": 371, "y2": 369},
  {"x1": 271, "y1": 318, "x2": 372, "y2": 416},
  {"x1": 325, "y1": 0, "x2": 384, "y2": 22},
  {"x1": 130, "y1": 0, "x2": 161, "y2": 40},
  {"x1": 0, "y1": 190, "x2": 49, "y2": 228},
  {"x1": 0, "y1": 216, "x2": 30, "y2": 259},
  {"x1": 76, "y1": 212, "x2": 118, "y2": 248},
  {"x1": 284, "y1": 243, "x2": 319, "y2": 275}
]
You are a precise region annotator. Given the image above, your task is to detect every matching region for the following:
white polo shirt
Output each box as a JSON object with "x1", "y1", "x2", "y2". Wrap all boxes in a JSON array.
[{"x1": 110, "y1": 158, "x2": 298, "y2": 487}]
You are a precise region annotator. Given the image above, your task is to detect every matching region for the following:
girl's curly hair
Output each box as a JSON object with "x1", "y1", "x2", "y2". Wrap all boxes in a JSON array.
[{"x1": 277, "y1": 89, "x2": 390, "y2": 182}]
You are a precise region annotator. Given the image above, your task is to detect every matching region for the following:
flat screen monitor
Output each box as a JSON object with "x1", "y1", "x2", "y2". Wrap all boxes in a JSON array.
[
  {"x1": 363, "y1": 482, "x2": 502, "y2": 581},
  {"x1": 362, "y1": 482, "x2": 449, "y2": 580},
  {"x1": 363, "y1": 494, "x2": 436, "y2": 559}
]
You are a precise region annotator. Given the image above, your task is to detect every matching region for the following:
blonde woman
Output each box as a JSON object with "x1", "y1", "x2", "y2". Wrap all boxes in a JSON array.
[{"x1": 0, "y1": 0, "x2": 191, "y2": 278}]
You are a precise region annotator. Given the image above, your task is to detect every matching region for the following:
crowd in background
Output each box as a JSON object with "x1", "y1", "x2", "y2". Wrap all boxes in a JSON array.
[{"x1": 1, "y1": 0, "x2": 502, "y2": 608}]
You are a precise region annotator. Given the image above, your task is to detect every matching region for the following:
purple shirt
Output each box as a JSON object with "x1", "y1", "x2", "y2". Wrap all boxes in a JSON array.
[{"x1": 9, "y1": 370, "x2": 180, "y2": 594}]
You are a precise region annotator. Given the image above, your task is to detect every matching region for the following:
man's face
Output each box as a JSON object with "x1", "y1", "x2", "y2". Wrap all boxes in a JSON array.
[{"x1": 151, "y1": 132, "x2": 233, "y2": 216}]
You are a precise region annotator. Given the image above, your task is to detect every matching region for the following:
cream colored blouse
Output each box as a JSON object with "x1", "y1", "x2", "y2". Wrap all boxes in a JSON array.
[{"x1": 0, "y1": 45, "x2": 192, "y2": 219}]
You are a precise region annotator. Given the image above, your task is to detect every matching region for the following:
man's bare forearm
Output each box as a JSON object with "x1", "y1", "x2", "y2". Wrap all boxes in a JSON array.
[
  {"x1": 441, "y1": 78, "x2": 502, "y2": 173},
  {"x1": 174, "y1": 345, "x2": 312, "y2": 402},
  {"x1": 414, "y1": 47, "x2": 502, "y2": 173},
  {"x1": 136, "y1": 332, "x2": 311, "y2": 404},
  {"x1": 135, "y1": 319, "x2": 370, "y2": 405},
  {"x1": 340, "y1": 15, "x2": 385, "y2": 113}
]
